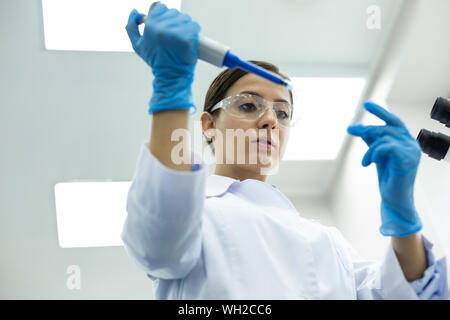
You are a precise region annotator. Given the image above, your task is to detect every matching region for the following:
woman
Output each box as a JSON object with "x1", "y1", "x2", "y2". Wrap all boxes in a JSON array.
[{"x1": 121, "y1": 2, "x2": 448, "y2": 299}]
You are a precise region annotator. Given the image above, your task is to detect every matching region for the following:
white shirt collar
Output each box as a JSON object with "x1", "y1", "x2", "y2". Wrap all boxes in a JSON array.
[
  {"x1": 205, "y1": 174, "x2": 277, "y2": 198},
  {"x1": 205, "y1": 174, "x2": 238, "y2": 198}
]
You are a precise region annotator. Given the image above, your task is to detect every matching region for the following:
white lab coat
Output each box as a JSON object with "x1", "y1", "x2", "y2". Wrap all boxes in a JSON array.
[{"x1": 121, "y1": 143, "x2": 447, "y2": 299}]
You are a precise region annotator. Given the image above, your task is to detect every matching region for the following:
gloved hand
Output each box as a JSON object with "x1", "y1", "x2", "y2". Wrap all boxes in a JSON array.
[
  {"x1": 347, "y1": 101, "x2": 423, "y2": 237},
  {"x1": 125, "y1": 2, "x2": 201, "y2": 114}
]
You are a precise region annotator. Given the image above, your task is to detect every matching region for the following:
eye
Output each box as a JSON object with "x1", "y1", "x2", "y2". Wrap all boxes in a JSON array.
[
  {"x1": 239, "y1": 103, "x2": 257, "y2": 112},
  {"x1": 276, "y1": 110, "x2": 289, "y2": 119}
]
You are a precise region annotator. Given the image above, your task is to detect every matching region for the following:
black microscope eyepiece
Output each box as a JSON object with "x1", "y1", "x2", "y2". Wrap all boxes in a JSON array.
[
  {"x1": 430, "y1": 97, "x2": 450, "y2": 128},
  {"x1": 417, "y1": 129, "x2": 450, "y2": 161}
]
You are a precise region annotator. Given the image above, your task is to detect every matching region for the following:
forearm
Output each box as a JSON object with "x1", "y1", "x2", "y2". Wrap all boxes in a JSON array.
[
  {"x1": 391, "y1": 232, "x2": 427, "y2": 282},
  {"x1": 149, "y1": 108, "x2": 192, "y2": 172}
]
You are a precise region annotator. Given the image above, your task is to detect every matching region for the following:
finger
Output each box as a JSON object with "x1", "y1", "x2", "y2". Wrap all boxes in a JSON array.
[
  {"x1": 157, "y1": 9, "x2": 186, "y2": 28},
  {"x1": 347, "y1": 123, "x2": 407, "y2": 149},
  {"x1": 362, "y1": 139, "x2": 383, "y2": 166},
  {"x1": 371, "y1": 143, "x2": 397, "y2": 165},
  {"x1": 126, "y1": 9, "x2": 142, "y2": 45},
  {"x1": 181, "y1": 20, "x2": 201, "y2": 37},
  {"x1": 148, "y1": 1, "x2": 169, "y2": 18},
  {"x1": 347, "y1": 124, "x2": 384, "y2": 147},
  {"x1": 348, "y1": 124, "x2": 403, "y2": 140},
  {"x1": 166, "y1": 12, "x2": 192, "y2": 26},
  {"x1": 364, "y1": 101, "x2": 405, "y2": 127},
  {"x1": 165, "y1": 14, "x2": 196, "y2": 33},
  {"x1": 347, "y1": 124, "x2": 376, "y2": 146},
  {"x1": 361, "y1": 136, "x2": 395, "y2": 166},
  {"x1": 347, "y1": 123, "x2": 364, "y2": 135}
]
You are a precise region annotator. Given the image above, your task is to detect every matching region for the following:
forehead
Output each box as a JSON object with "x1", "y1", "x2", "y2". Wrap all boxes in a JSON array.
[{"x1": 225, "y1": 73, "x2": 291, "y2": 103}]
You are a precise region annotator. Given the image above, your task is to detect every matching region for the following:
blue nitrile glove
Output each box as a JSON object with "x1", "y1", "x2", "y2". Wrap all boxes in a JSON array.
[
  {"x1": 125, "y1": 2, "x2": 201, "y2": 114},
  {"x1": 347, "y1": 101, "x2": 423, "y2": 237}
]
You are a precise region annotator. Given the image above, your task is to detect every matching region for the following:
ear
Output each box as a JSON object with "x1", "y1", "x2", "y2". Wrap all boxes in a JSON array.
[{"x1": 200, "y1": 112, "x2": 216, "y2": 142}]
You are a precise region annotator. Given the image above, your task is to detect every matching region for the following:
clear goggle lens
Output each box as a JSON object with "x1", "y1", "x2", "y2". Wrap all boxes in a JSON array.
[{"x1": 225, "y1": 94, "x2": 293, "y2": 127}]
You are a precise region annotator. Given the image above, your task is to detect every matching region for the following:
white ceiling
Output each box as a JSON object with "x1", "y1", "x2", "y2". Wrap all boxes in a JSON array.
[
  {"x1": 184, "y1": 0, "x2": 396, "y2": 66},
  {"x1": 0, "y1": 0, "x2": 416, "y2": 203},
  {"x1": 38, "y1": 0, "x2": 395, "y2": 67},
  {"x1": 386, "y1": 0, "x2": 450, "y2": 105},
  {"x1": 1, "y1": 0, "x2": 447, "y2": 200}
]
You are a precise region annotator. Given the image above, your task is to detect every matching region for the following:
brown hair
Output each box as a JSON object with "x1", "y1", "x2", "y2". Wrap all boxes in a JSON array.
[{"x1": 203, "y1": 60, "x2": 293, "y2": 152}]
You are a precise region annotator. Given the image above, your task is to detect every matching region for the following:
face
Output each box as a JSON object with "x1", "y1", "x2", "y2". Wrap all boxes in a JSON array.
[{"x1": 201, "y1": 73, "x2": 292, "y2": 176}]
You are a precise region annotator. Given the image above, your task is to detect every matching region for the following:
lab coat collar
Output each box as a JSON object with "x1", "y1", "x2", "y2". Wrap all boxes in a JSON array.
[
  {"x1": 206, "y1": 174, "x2": 238, "y2": 198},
  {"x1": 205, "y1": 174, "x2": 277, "y2": 198}
]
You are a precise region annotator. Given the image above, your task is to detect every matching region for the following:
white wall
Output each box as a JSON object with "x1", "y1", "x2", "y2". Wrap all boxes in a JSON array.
[
  {"x1": 0, "y1": 0, "x2": 154, "y2": 299},
  {"x1": 329, "y1": 125, "x2": 390, "y2": 261},
  {"x1": 390, "y1": 101, "x2": 450, "y2": 259}
]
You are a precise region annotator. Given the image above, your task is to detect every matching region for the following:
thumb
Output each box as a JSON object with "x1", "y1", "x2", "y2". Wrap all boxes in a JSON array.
[{"x1": 126, "y1": 9, "x2": 142, "y2": 45}]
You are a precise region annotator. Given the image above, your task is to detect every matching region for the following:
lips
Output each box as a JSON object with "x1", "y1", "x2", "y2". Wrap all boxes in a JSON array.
[{"x1": 253, "y1": 137, "x2": 276, "y2": 148}]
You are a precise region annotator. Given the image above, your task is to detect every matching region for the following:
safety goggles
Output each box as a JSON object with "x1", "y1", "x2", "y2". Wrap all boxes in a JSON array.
[{"x1": 208, "y1": 93, "x2": 295, "y2": 128}]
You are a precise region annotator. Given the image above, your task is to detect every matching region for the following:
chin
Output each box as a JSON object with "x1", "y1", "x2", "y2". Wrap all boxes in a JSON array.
[{"x1": 241, "y1": 155, "x2": 280, "y2": 176}]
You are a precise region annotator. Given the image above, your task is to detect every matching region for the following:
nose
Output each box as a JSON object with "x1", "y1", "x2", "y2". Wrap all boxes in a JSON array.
[{"x1": 257, "y1": 106, "x2": 278, "y2": 130}]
